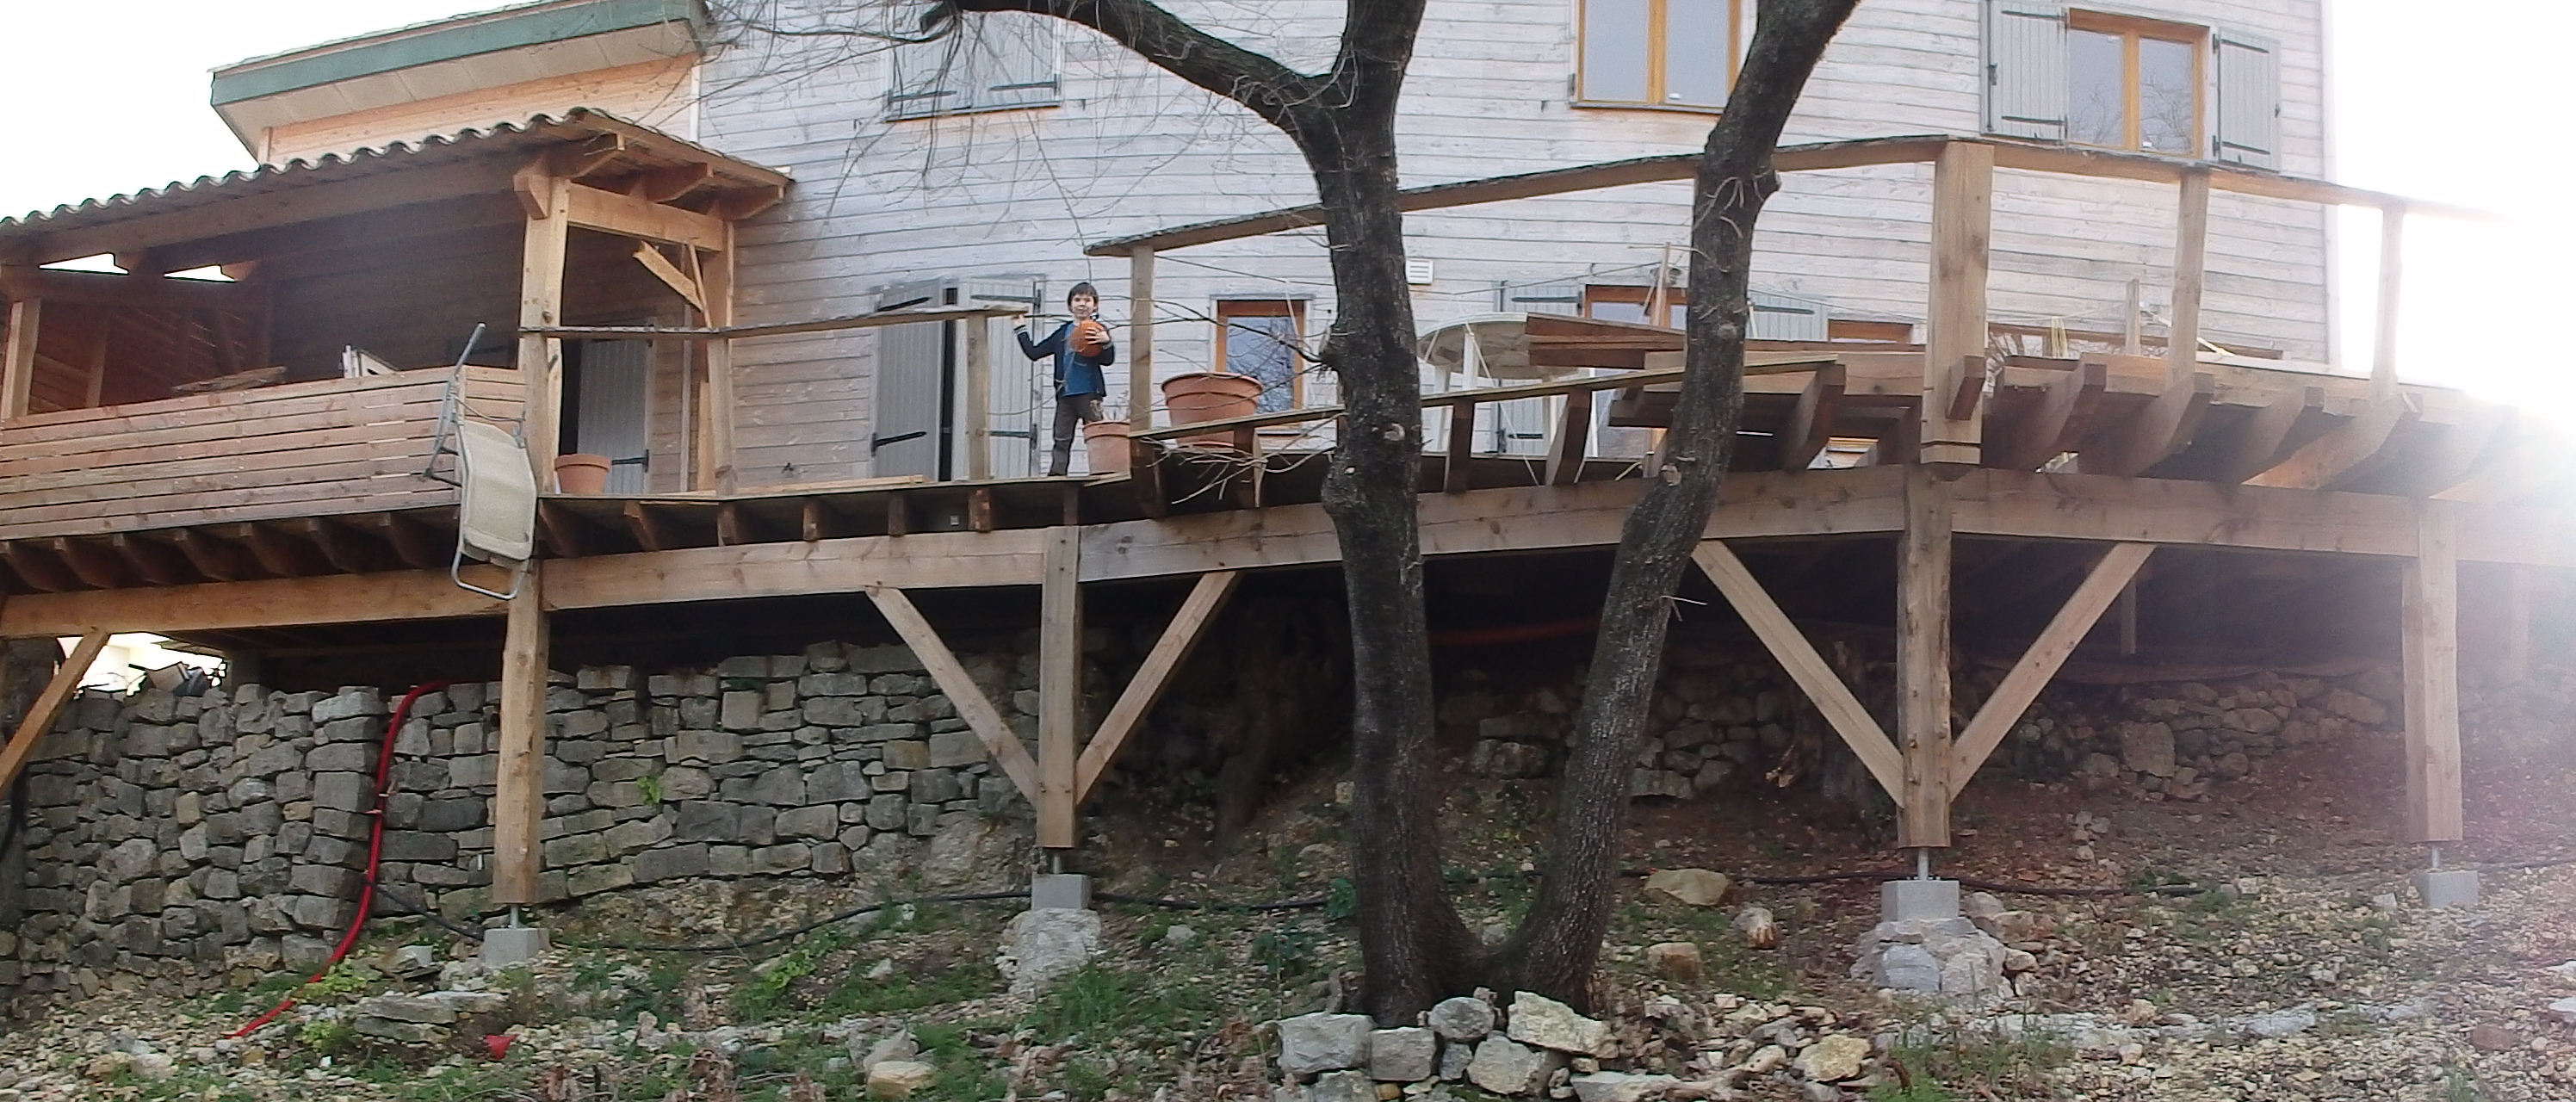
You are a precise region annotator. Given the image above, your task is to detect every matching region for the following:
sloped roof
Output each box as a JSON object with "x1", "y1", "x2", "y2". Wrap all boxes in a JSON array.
[{"x1": 0, "y1": 109, "x2": 787, "y2": 265}]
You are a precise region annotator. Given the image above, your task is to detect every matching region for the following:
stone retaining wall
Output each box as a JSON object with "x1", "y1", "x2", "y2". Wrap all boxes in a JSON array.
[{"x1": 3, "y1": 639, "x2": 1037, "y2": 1004}]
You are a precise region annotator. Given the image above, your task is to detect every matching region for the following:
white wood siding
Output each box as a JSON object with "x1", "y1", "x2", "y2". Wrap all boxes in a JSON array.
[{"x1": 698, "y1": 0, "x2": 2329, "y2": 485}]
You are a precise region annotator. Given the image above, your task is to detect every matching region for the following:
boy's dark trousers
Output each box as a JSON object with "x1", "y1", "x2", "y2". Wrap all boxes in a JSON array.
[{"x1": 1050, "y1": 393, "x2": 1105, "y2": 476}]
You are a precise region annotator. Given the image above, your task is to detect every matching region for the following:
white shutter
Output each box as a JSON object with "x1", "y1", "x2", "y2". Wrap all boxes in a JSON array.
[
  {"x1": 970, "y1": 13, "x2": 1061, "y2": 110},
  {"x1": 1984, "y1": 1, "x2": 2067, "y2": 140},
  {"x1": 873, "y1": 281, "x2": 950, "y2": 479},
  {"x1": 2213, "y1": 28, "x2": 2282, "y2": 170}
]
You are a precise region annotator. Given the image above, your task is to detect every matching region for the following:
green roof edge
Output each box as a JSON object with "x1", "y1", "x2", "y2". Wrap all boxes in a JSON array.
[{"x1": 210, "y1": 0, "x2": 705, "y2": 107}]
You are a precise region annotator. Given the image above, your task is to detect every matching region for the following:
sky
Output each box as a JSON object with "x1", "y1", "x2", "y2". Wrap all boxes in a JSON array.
[{"x1": 0, "y1": 0, "x2": 2563, "y2": 417}]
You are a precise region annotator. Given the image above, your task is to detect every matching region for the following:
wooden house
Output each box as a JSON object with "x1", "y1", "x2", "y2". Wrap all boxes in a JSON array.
[{"x1": 0, "y1": 0, "x2": 2560, "y2": 923}]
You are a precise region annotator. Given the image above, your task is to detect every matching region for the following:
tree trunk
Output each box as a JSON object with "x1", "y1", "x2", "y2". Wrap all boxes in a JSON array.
[
  {"x1": 1484, "y1": 0, "x2": 1861, "y2": 1008},
  {"x1": 1308, "y1": 133, "x2": 1481, "y2": 1020}
]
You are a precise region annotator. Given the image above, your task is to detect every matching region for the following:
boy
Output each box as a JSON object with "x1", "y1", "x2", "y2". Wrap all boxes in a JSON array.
[{"x1": 1017, "y1": 282, "x2": 1117, "y2": 477}]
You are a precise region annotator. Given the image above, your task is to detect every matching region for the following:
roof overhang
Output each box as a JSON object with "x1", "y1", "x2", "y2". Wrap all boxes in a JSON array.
[
  {"x1": 0, "y1": 110, "x2": 787, "y2": 269},
  {"x1": 210, "y1": 0, "x2": 707, "y2": 151}
]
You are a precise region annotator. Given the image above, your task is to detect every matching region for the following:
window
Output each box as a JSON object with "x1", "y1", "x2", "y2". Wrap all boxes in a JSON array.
[
  {"x1": 1216, "y1": 300, "x2": 1304, "y2": 413},
  {"x1": 1985, "y1": 3, "x2": 2281, "y2": 169},
  {"x1": 888, "y1": 9, "x2": 1060, "y2": 120},
  {"x1": 2065, "y1": 12, "x2": 2202, "y2": 155},
  {"x1": 1578, "y1": 0, "x2": 1744, "y2": 110},
  {"x1": 1582, "y1": 284, "x2": 1684, "y2": 328}
]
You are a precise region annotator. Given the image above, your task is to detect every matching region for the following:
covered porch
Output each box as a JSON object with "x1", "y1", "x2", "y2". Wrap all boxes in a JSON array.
[{"x1": 0, "y1": 109, "x2": 787, "y2": 593}]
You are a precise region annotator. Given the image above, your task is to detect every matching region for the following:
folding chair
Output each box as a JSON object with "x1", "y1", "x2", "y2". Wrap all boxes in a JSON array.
[{"x1": 423, "y1": 324, "x2": 536, "y2": 600}]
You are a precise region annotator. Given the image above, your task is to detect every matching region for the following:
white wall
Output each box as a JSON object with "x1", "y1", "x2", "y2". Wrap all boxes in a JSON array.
[{"x1": 698, "y1": 0, "x2": 2331, "y2": 484}]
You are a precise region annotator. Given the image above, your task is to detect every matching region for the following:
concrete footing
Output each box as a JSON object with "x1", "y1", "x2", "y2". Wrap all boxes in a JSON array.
[
  {"x1": 1881, "y1": 878, "x2": 1960, "y2": 924},
  {"x1": 2412, "y1": 869, "x2": 2481, "y2": 909},
  {"x1": 481, "y1": 926, "x2": 551, "y2": 969},
  {"x1": 1032, "y1": 873, "x2": 1093, "y2": 910}
]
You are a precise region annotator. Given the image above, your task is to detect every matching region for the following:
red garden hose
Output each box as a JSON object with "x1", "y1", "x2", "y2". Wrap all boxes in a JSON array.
[{"x1": 226, "y1": 681, "x2": 451, "y2": 1038}]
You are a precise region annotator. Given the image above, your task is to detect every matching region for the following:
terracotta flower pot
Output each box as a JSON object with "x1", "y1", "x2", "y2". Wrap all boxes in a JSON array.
[
  {"x1": 1082, "y1": 419, "x2": 1132, "y2": 475},
  {"x1": 553, "y1": 453, "x2": 612, "y2": 494},
  {"x1": 1161, "y1": 372, "x2": 1263, "y2": 447}
]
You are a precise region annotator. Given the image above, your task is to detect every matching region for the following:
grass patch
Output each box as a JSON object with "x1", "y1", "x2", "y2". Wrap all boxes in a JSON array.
[{"x1": 1872, "y1": 1017, "x2": 2071, "y2": 1101}]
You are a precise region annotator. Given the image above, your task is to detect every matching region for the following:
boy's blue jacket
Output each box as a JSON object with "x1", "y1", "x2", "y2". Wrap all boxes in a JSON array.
[{"x1": 1019, "y1": 321, "x2": 1114, "y2": 398}]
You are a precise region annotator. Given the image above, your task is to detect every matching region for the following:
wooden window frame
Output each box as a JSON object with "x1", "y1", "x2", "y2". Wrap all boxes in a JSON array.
[
  {"x1": 2066, "y1": 9, "x2": 2208, "y2": 155},
  {"x1": 1214, "y1": 299, "x2": 1306, "y2": 409},
  {"x1": 1574, "y1": 0, "x2": 1745, "y2": 113}
]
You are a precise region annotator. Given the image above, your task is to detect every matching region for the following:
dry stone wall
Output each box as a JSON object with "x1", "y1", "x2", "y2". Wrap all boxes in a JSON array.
[
  {"x1": 3, "y1": 639, "x2": 1037, "y2": 1004},
  {"x1": 1441, "y1": 641, "x2": 2416, "y2": 808}
]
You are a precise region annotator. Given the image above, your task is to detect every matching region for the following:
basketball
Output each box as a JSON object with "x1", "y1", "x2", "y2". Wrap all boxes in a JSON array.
[{"x1": 1072, "y1": 319, "x2": 1112, "y2": 358}]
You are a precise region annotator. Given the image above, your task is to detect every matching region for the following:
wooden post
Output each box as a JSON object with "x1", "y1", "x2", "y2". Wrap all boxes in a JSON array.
[
  {"x1": 1037, "y1": 528, "x2": 1082, "y2": 848},
  {"x1": 492, "y1": 565, "x2": 552, "y2": 907},
  {"x1": 2166, "y1": 169, "x2": 2210, "y2": 386},
  {"x1": 1896, "y1": 466, "x2": 1953, "y2": 848},
  {"x1": 3, "y1": 297, "x2": 40, "y2": 420},
  {"x1": 963, "y1": 314, "x2": 992, "y2": 480},
  {"x1": 1921, "y1": 141, "x2": 1992, "y2": 470},
  {"x1": 517, "y1": 171, "x2": 572, "y2": 482},
  {"x1": 2119, "y1": 578, "x2": 2139, "y2": 656},
  {"x1": 702, "y1": 225, "x2": 739, "y2": 492},
  {"x1": 1128, "y1": 247, "x2": 1155, "y2": 431},
  {"x1": 0, "y1": 630, "x2": 109, "y2": 796},
  {"x1": 2372, "y1": 203, "x2": 2406, "y2": 401},
  {"x1": 2121, "y1": 278, "x2": 2143, "y2": 355},
  {"x1": 2402, "y1": 499, "x2": 2461, "y2": 844}
]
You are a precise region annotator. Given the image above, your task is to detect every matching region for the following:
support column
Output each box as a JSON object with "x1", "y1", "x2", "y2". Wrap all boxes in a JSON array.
[
  {"x1": 1037, "y1": 528, "x2": 1082, "y2": 848},
  {"x1": 1127, "y1": 247, "x2": 1155, "y2": 431},
  {"x1": 2372, "y1": 203, "x2": 2406, "y2": 401},
  {"x1": 2404, "y1": 499, "x2": 2475, "y2": 907},
  {"x1": 700, "y1": 226, "x2": 738, "y2": 492},
  {"x1": 516, "y1": 170, "x2": 572, "y2": 484},
  {"x1": 1919, "y1": 140, "x2": 1991, "y2": 469},
  {"x1": 492, "y1": 566, "x2": 552, "y2": 911},
  {"x1": 3, "y1": 295, "x2": 40, "y2": 420},
  {"x1": 1896, "y1": 466, "x2": 1953, "y2": 852}
]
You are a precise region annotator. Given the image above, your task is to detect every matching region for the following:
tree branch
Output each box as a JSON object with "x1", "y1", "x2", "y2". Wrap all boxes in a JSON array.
[{"x1": 944, "y1": 0, "x2": 1327, "y2": 136}]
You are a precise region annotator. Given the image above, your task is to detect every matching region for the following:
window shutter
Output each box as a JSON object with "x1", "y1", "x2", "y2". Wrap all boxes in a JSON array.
[
  {"x1": 888, "y1": 24, "x2": 969, "y2": 120},
  {"x1": 1499, "y1": 280, "x2": 1584, "y2": 316},
  {"x1": 2212, "y1": 28, "x2": 2281, "y2": 170},
  {"x1": 1983, "y1": 0, "x2": 2067, "y2": 140},
  {"x1": 871, "y1": 280, "x2": 950, "y2": 479},
  {"x1": 1749, "y1": 289, "x2": 1832, "y2": 341},
  {"x1": 969, "y1": 12, "x2": 1062, "y2": 110}
]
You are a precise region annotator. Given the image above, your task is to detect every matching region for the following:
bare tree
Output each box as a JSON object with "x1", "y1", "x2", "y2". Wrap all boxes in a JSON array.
[
  {"x1": 741, "y1": 0, "x2": 1858, "y2": 1019},
  {"x1": 1483, "y1": 0, "x2": 1863, "y2": 1004}
]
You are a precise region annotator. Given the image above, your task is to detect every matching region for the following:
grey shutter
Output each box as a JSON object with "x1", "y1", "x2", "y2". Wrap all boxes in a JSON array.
[
  {"x1": 873, "y1": 280, "x2": 949, "y2": 479},
  {"x1": 887, "y1": 3, "x2": 968, "y2": 120},
  {"x1": 889, "y1": 32, "x2": 969, "y2": 120},
  {"x1": 1984, "y1": 0, "x2": 2067, "y2": 140},
  {"x1": 969, "y1": 13, "x2": 1061, "y2": 110},
  {"x1": 2213, "y1": 28, "x2": 2282, "y2": 170},
  {"x1": 1749, "y1": 290, "x2": 1832, "y2": 341},
  {"x1": 573, "y1": 340, "x2": 652, "y2": 493},
  {"x1": 1499, "y1": 280, "x2": 1583, "y2": 315}
]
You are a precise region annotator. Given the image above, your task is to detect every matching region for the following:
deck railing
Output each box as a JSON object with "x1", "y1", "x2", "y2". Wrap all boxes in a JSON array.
[{"x1": 0, "y1": 367, "x2": 521, "y2": 542}]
